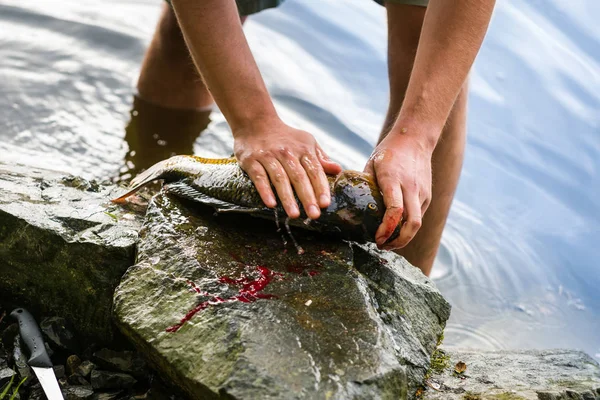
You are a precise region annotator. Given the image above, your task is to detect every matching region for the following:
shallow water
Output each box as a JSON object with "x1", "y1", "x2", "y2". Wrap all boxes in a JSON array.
[{"x1": 1, "y1": 0, "x2": 598, "y2": 359}]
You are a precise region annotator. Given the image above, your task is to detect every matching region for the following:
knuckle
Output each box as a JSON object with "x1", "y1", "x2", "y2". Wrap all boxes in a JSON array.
[
  {"x1": 277, "y1": 147, "x2": 292, "y2": 158},
  {"x1": 408, "y1": 218, "x2": 422, "y2": 230},
  {"x1": 273, "y1": 172, "x2": 286, "y2": 184}
]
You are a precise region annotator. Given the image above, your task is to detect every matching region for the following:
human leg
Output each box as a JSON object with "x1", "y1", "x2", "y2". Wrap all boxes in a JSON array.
[
  {"x1": 137, "y1": 3, "x2": 215, "y2": 110},
  {"x1": 382, "y1": 3, "x2": 467, "y2": 276}
]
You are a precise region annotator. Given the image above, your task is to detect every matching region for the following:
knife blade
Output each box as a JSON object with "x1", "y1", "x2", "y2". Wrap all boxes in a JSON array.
[{"x1": 10, "y1": 308, "x2": 64, "y2": 400}]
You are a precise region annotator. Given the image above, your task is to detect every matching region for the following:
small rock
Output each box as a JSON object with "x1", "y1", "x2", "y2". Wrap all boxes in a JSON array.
[
  {"x1": 41, "y1": 317, "x2": 79, "y2": 353},
  {"x1": 92, "y1": 391, "x2": 123, "y2": 400},
  {"x1": 0, "y1": 367, "x2": 17, "y2": 385},
  {"x1": 44, "y1": 342, "x2": 54, "y2": 358},
  {"x1": 581, "y1": 390, "x2": 596, "y2": 399},
  {"x1": 63, "y1": 385, "x2": 94, "y2": 400},
  {"x1": 93, "y1": 349, "x2": 146, "y2": 377},
  {"x1": 67, "y1": 355, "x2": 82, "y2": 376},
  {"x1": 91, "y1": 370, "x2": 136, "y2": 390},
  {"x1": 68, "y1": 373, "x2": 90, "y2": 386},
  {"x1": 2, "y1": 324, "x2": 18, "y2": 356},
  {"x1": 565, "y1": 389, "x2": 584, "y2": 400},
  {"x1": 27, "y1": 383, "x2": 45, "y2": 400},
  {"x1": 76, "y1": 360, "x2": 96, "y2": 378},
  {"x1": 53, "y1": 364, "x2": 66, "y2": 379},
  {"x1": 13, "y1": 335, "x2": 33, "y2": 386},
  {"x1": 0, "y1": 343, "x2": 7, "y2": 368}
]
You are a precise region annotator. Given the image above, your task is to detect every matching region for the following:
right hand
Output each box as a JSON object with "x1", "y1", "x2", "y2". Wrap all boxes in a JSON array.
[{"x1": 233, "y1": 117, "x2": 342, "y2": 220}]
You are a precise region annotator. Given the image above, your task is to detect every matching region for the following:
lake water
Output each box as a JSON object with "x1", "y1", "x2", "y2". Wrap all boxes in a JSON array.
[{"x1": 1, "y1": 0, "x2": 598, "y2": 360}]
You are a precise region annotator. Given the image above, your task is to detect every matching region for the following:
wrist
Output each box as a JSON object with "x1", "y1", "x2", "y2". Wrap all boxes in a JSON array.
[
  {"x1": 229, "y1": 104, "x2": 280, "y2": 137},
  {"x1": 231, "y1": 111, "x2": 283, "y2": 139},
  {"x1": 388, "y1": 116, "x2": 442, "y2": 153}
]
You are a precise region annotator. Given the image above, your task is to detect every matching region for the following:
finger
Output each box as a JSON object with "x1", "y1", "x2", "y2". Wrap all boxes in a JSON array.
[
  {"x1": 300, "y1": 154, "x2": 331, "y2": 209},
  {"x1": 316, "y1": 145, "x2": 342, "y2": 175},
  {"x1": 279, "y1": 153, "x2": 321, "y2": 220},
  {"x1": 374, "y1": 173, "x2": 404, "y2": 246},
  {"x1": 421, "y1": 194, "x2": 432, "y2": 215},
  {"x1": 244, "y1": 161, "x2": 277, "y2": 208},
  {"x1": 384, "y1": 186, "x2": 422, "y2": 250},
  {"x1": 261, "y1": 158, "x2": 300, "y2": 219},
  {"x1": 363, "y1": 160, "x2": 375, "y2": 177}
]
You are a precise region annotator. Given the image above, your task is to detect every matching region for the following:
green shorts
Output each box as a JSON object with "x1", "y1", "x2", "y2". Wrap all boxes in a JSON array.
[{"x1": 227, "y1": 0, "x2": 427, "y2": 16}]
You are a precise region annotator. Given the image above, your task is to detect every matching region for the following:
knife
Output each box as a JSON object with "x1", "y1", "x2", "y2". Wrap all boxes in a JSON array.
[{"x1": 10, "y1": 308, "x2": 64, "y2": 400}]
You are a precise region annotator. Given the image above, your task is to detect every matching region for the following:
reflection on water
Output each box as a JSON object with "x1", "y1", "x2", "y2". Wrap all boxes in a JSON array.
[
  {"x1": 119, "y1": 96, "x2": 211, "y2": 182},
  {"x1": 0, "y1": 0, "x2": 598, "y2": 360}
]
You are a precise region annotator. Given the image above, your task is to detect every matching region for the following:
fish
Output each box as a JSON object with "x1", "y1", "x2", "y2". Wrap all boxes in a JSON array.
[{"x1": 113, "y1": 155, "x2": 399, "y2": 244}]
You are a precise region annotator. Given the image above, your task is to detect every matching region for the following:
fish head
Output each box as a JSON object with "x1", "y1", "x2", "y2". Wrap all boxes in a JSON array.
[{"x1": 324, "y1": 170, "x2": 385, "y2": 243}]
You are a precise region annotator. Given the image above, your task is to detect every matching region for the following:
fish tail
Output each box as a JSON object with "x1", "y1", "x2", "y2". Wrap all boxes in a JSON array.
[{"x1": 112, "y1": 155, "x2": 224, "y2": 203}]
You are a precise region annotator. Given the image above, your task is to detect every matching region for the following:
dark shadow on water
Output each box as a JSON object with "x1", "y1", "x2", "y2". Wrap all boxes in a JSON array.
[{"x1": 117, "y1": 96, "x2": 212, "y2": 183}]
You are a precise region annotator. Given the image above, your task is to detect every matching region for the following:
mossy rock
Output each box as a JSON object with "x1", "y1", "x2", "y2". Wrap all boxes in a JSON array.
[{"x1": 114, "y1": 192, "x2": 450, "y2": 399}]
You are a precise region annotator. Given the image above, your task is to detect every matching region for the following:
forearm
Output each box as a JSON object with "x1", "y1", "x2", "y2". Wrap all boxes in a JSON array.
[
  {"x1": 393, "y1": 0, "x2": 495, "y2": 148},
  {"x1": 170, "y1": 0, "x2": 278, "y2": 132}
]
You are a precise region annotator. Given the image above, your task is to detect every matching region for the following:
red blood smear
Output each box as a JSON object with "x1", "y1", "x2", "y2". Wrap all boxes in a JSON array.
[{"x1": 167, "y1": 266, "x2": 283, "y2": 332}]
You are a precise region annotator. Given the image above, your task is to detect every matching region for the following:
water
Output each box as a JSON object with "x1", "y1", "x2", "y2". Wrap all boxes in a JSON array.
[{"x1": 1, "y1": 0, "x2": 598, "y2": 359}]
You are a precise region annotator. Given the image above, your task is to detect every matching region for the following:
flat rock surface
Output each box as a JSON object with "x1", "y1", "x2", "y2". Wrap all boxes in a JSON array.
[
  {"x1": 423, "y1": 348, "x2": 600, "y2": 400},
  {"x1": 114, "y1": 192, "x2": 451, "y2": 399},
  {"x1": 0, "y1": 162, "x2": 142, "y2": 343}
]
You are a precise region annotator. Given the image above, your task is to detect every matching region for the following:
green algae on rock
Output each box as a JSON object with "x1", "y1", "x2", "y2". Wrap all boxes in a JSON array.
[
  {"x1": 114, "y1": 191, "x2": 451, "y2": 399},
  {"x1": 0, "y1": 163, "x2": 142, "y2": 343},
  {"x1": 423, "y1": 349, "x2": 600, "y2": 400}
]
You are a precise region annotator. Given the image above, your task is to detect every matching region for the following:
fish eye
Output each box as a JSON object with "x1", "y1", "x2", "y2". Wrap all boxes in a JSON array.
[{"x1": 367, "y1": 202, "x2": 377, "y2": 211}]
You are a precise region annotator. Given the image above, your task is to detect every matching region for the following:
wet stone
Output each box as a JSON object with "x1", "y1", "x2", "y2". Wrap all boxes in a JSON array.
[
  {"x1": 537, "y1": 393, "x2": 562, "y2": 400},
  {"x1": 63, "y1": 385, "x2": 95, "y2": 400},
  {"x1": 423, "y1": 349, "x2": 600, "y2": 400},
  {"x1": 76, "y1": 360, "x2": 96, "y2": 378},
  {"x1": 53, "y1": 364, "x2": 66, "y2": 379},
  {"x1": 68, "y1": 373, "x2": 90, "y2": 386},
  {"x1": 0, "y1": 367, "x2": 16, "y2": 385},
  {"x1": 114, "y1": 192, "x2": 450, "y2": 399},
  {"x1": 12, "y1": 335, "x2": 33, "y2": 386},
  {"x1": 93, "y1": 348, "x2": 146, "y2": 377},
  {"x1": 41, "y1": 317, "x2": 79, "y2": 353},
  {"x1": 0, "y1": 163, "x2": 142, "y2": 344},
  {"x1": 90, "y1": 370, "x2": 137, "y2": 390},
  {"x1": 67, "y1": 355, "x2": 82, "y2": 376},
  {"x1": 26, "y1": 383, "x2": 45, "y2": 400},
  {"x1": 91, "y1": 391, "x2": 124, "y2": 400}
]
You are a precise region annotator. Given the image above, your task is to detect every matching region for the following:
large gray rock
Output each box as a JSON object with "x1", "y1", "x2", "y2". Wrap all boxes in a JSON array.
[
  {"x1": 0, "y1": 162, "x2": 142, "y2": 343},
  {"x1": 423, "y1": 348, "x2": 600, "y2": 400},
  {"x1": 114, "y1": 192, "x2": 451, "y2": 399}
]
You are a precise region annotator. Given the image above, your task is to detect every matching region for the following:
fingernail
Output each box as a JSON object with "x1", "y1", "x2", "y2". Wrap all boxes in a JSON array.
[
  {"x1": 319, "y1": 194, "x2": 329, "y2": 207},
  {"x1": 308, "y1": 205, "x2": 320, "y2": 218},
  {"x1": 290, "y1": 204, "x2": 300, "y2": 217}
]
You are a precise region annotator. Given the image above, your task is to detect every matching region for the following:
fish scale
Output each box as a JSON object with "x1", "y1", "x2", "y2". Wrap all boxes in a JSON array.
[{"x1": 113, "y1": 155, "x2": 395, "y2": 243}]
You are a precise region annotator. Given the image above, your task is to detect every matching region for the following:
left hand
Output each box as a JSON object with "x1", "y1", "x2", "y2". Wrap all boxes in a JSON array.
[{"x1": 364, "y1": 130, "x2": 434, "y2": 250}]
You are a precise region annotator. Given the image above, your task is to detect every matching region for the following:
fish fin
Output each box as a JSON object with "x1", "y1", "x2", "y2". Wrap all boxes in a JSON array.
[
  {"x1": 164, "y1": 181, "x2": 236, "y2": 209},
  {"x1": 190, "y1": 156, "x2": 237, "y2": 165}
]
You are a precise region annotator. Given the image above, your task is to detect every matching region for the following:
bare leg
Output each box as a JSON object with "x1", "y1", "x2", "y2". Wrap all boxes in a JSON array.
[
  {"x1": 383, "y1": 4, "x2": 467, "y2": 276},
  {"x1": 138, "y1": 4, "x2": 246, "y2": 110}
]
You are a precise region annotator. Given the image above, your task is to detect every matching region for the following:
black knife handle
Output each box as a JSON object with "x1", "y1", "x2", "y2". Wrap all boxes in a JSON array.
[{"x1": 10, "y1": 308, "x2": 53, "y2": 368}]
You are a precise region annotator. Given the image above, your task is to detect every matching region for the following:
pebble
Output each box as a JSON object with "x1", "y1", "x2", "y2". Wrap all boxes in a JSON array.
[
  {"x1": 93, "y1": 349, "x2": 146, "y2": 377},
  {"x1": 67, "y1": 354, "x2": 83, "y2": 376},
  {"x1": 76, "y1": 360, "x2": 96, "y2": 378},
  {"x1": 63, "y1": 385, "x2": 94, "y2": 400},
  {"x1": 40, "y1": 317, "x2": 79, "y2": 353},
  {"x1": 91, "y1": 370, "x2": 137, "y2": 390}
]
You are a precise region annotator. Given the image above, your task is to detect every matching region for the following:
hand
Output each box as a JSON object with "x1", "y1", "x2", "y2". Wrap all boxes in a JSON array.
[
  {"x1": 233, "y1": 117, "x2": 342, "y2": 220},
  {"x1": 364, "y1": 129, "x2": 434, "y2": 250}
]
